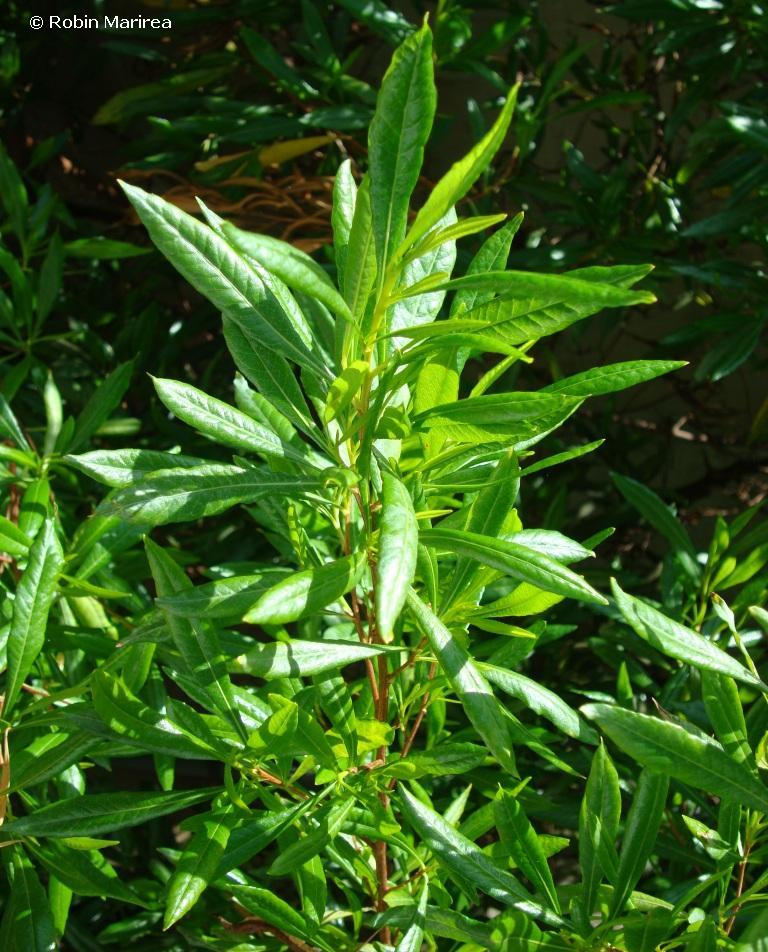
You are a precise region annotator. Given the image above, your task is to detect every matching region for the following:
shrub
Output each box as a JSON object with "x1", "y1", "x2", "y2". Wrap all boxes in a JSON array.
[{"x1": 2, "y1": 20, "x2": 767, "y2": 952}]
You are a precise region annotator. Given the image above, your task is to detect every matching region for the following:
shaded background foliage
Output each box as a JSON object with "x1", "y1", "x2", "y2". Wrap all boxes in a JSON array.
[{"x1": 0, "y1": 1, "x2": 766, "y2": 949}]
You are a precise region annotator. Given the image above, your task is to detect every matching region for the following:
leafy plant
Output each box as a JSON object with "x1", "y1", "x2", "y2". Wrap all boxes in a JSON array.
[{"x1": 2, "y1": 19, "x2": 767, "y2": 952}]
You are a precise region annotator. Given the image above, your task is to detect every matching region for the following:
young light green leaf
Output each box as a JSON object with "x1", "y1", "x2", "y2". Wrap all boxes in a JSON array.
[
  {"x1": 242, "y1": 553, "x2": 365, "y2": 624},
  {"x1": 332, "y1": 158, "x2": 357, "y2": 283},
  {"x1": 5, "y1": 517, "x2": 64, "y2": 715},
  {"x1": 582, "y1": 703, "x2": 768, "y2": 812},
  {"x1": 422, "y1": 528, "x2": 606, "y2": 605},
  {"x1": 369, "y1": 22, "x2": 436, "y2": 272},
  {"x1": 383, "y1": 743, "x2": 487, "y2": 779},
  {"x1": 377, "y1": 471, "x2": 418, "y2": 640},
  {"x1": 406, "y1": 589, "x2": 517, "y2": 773},
  {"x1": 611, "y1": 579, "x2": 765, "y2": 690},
  {"x1": 400, "y1": 87, "x2": 518, "y2": 257},
  {"x1": 495, "y1": 793, "x2": 561, "y2": 917}
]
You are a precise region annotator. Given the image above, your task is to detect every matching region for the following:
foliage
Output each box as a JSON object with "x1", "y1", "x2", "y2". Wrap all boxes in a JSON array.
[{"x1": 1, "y1": 22, "x2": 767, "y2": 952}]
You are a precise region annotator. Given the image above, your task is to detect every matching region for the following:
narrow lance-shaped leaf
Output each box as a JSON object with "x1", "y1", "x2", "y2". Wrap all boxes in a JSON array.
[
  {"x1": 610, "y1": 769, "x2": 669, "y2": 915},
  {"x1": 119, "y1": 181, "x2": 324, "y2": 374},
  {"x1": 2, "y1": 787, "x2": 221, "y2": 838},
  {"x1": 100, "y1": 465, "x2": 321, "y2": 527},
  {"x1": 232, "y1": 639, "x2": 398, "y2": 679},
  {"x1": 611, "y1": 475, "x2": 698, "y2": 568},
  {"x1": 582, "y1": 703, "x2": 768, "y2": 812},
  {"x1": 5, "y1": 518, "x2": 64, "y2": 714},
  {"x1": 700, "y1": 670, "x2": 752, "y2": 766},
  {"x1": 543, "y1": 360, "x2": 686, "y2": 399},
  {"x1": 494, "y1": 790, "x2": 561, "y2": 914},
  {"x1": 164, "y1": 804, "x2": 239, "y2": 928},
  {"x1": 406, "y1": 589, "x2": 517, "y2": 774},
  {"x1": 332, "y1": 158, "x2": 356, "y2": 284},
  {"x1": 221, "y1": 223, "x2": 352, "y2": 321},
  {"x1": 147, "y1": 539, "x2": 246, "y2": 740},
  {"x1": 8, "y1": 849, "x2": 57, "y2": 952},
  {"x1": 242, "y1": 553, "x2": 365, "y2": 625},
  {"x1": 67, "y1": 361, "x2": 134, "y2": 453},
  {"x1": 422, "y1": 527, "x2": 606, "y2": 605},
  {"x1": 152, "y1": 377, "x2": 315, "y2": 466},
  {"x1": 65, "y1": 448, "x2": 215, "y2": 488},
  {"x1": 611, "y1": 579, "x2": 766, "y2": 690},
  {"x1": 376, "y1": 471, "x2": 418, "y2": 640},
  {"x1": 400, "y1": 86, "x2": 518, "y2": 257},
  {"x1": 400, "y1": 787, "x2": 562, "y2": 927},
  {"x1": 395, "y1": 879, "x2": 429, "y2": 952},
  {"x1": 579, "y1": 743, "x2": 621, "y2": 916},
  {"x1": 369, "y1": 22, "x2": 436, "y2": 273}
]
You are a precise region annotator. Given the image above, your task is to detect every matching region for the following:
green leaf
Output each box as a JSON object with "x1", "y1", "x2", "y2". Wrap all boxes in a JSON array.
[
  {"x1": 222, "y1": 223, "x2": 352, "y2": 321},
  {"x1": 65, "y1": 448, "x2": 214, "y2": 488},
  {"x1": 400, "y1": 87, "x2": 518, "y2": 257},
  {"x1": 701, "y1": 670, "x2": 752, "y2": 766},
  {"x1": 332, "y1": 158, "x2": 356, "y2": 284},
  {"x1": 383, "y1": 743, "x2": 487, "y2": 779},
  {"x1": 450, "y1": 216, "x2": 523, "y2": 319},
  {"x1": 100, "y1": 465, "x2": 321, "y2": 526},
  {"x1": 610, "y1": 770, "x2": 669, "y2": 915},
  {"x1": 0, "y1": 514, "x2": 30, "y2": 558},
  {"x1": 422, "y1": 528, "x2": 606, "y2": 605},
  {"x1": 611, "y1": 475, "x2": 698, "y2": 566},
  {"x1": 268, "y1": 797, "x2": 355, "y2": 877},
  {"x1": 164, "y1": 805, "x2": 238, "y2": 928},
  {"x1": 582, "y1": 703, "x2": 768, "y2": 812},
  {"x1": 67, "y1": 361, "x2": 134, "y2": 453},
  {"x1": 155, "y1": 570, "x2": 291, "y2": 620},
  {"x1": 579, "y1": 744, "x2": 621, "y2": 916},
  {"x1": 543, "y1": 360, "x2": 686, "y2": 398},
  {"x1": 376, "y1": 471, "x2": 418, "y2": 639},
  {"x1": 395, "y1": 879, "x2": 429, "y2": 952},
  {"x1": 119, "y1": 181, "x2": 324, "y2": 373},
  {"x1": 406, "y1": 589, "x2": 516, "y2": 773},
  {"x1": 611, "y1": 579, "x2": 765, "y2": 690},
  {"x1": 400, "y1": 787, "x2": 561, "y2": 926},
  {"x1": 8, "y1": 849, "x2": 57, "y2": 952},
  {"x1": 3, "y1": 787, "x2": 220, "y2": 838},
  {"x1": 6, "y1": 731, "x2": 97, "y2": 794},
  {"x1": 315, "y1": 673, "x2": 358, "y2": 763},
  {"x1": 442, "y1": 270, "x2": 656, "y2": 309},
  {"x1": 494, "y1": 790, "x2": 560, "y2": 913},
  {"x1": 5, "y1": 517, "x2": 64, "y2": 714},
  {"x1": 241, "y1": 553, "x2": 365, "y2": 624},
  {"x1": 343, "y1": 176, "x2": 377, "y2": 322},
  {"x1": 91, "y1": 670, "x2": 219, "y2": 760},
  {"x1": 29, "y1": 839, "x2": 144, "y2": 907},
  {"x1": 226, "y1": 882, "x2": 328, "y2": 949},
  {"x1": 147, "y1": 539, "x2": 245, "y2": 739},
  {"x1": 369, "y1": 22, "x2": 436, "y2": 271},
  {"x1": 152, "y1": 377, "x2": 315, "y2": 466},
  {"x1": 223, "y1": 315, "x2": 316, "y2": 436},
  {"x1": 323, "y1": 360, "x2": 369, "y2": 424},
  {"x1": 232, "y1": 638, "x2": 397, "y2": 679},
  {"x1": 482, "y1": 665, "x2": 598, "y2": 744}
]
